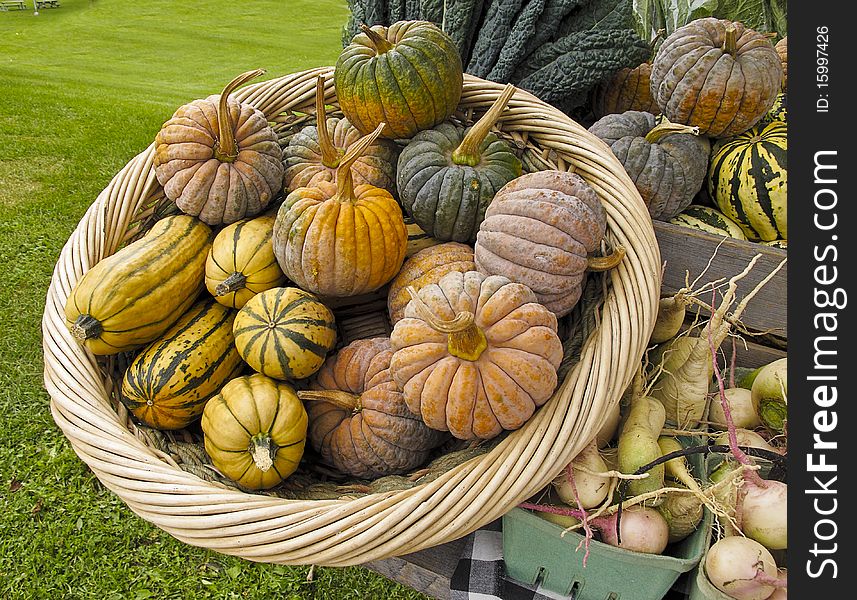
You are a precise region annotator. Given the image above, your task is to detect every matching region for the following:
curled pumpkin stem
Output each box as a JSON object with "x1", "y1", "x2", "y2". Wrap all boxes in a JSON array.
[
  {"x1": 405, "y1": 286, "x2": 487, "y2": 361},
  {"x1": 359, "y1": 23, "x2": 393, "y2": 54},
  {"x1": 334, "y1": 122, "x2": 385, "y2": 201},
  {"x1": 314, "y1": 75, "x2": 340, "y2": 167},
  {"x1": 215, "y1": 69, "x2": 265, "y2": 163},
  {"x1": 645, "y1": 122, "x2": 700, "y2": 143},
  {"x1": 452, "y1": 83, "x2": 517, "y2": 166},
  {"x1": 298, "y1": 390, "x2": 362, "y2": 412},
  {"x1": 587, "y1": 246, "x2": 626, "y2": 271}
]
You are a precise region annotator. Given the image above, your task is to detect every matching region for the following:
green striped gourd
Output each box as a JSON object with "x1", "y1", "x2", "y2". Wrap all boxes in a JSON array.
[
  {"x1": 121, "y1": 299, "x2": 243, "y2": 430},
  {"x1": 708, "y1": 121, "x2": 787, "y2": 241},
  {"x1": 64, "y1": 215, "x2": 213, "y2": 355},
  {"x1": 404, "y1": 215, "x2": 440, "y2": 257},
  {"x1": 205, "y1": 213, "x2": 287, "y2": 309},
  {"x1": 669, "y1": 205, "x2": 747, "y2": 240},
  {"x1": 233, "y1": 287, "x2": 337, "y2": 380}
]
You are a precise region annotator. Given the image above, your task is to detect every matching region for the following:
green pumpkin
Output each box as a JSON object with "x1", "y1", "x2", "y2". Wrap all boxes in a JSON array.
[
  {"x1": 334, "y1": 20, "x2": 463, "y2": 140},
  {"x1": 396, "y1": 84, "x2": 522, "y2": 243},
  {"x1": 708, "y1": 121, "x2": 787, "y2": 241}
]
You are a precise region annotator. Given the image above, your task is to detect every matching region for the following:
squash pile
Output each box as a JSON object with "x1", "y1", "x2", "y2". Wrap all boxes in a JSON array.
[{"x1": 64, "y1": 22, "x2": 625, "y2": 492}]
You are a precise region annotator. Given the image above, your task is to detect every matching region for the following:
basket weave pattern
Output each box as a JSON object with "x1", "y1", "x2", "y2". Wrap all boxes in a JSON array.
[{"x1": 42, "y1": 67, "x2": 660, "y2": 566}]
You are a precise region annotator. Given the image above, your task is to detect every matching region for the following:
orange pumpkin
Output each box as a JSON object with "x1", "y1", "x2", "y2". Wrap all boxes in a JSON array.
[{"x1": 390, "y1": 270, "x2": 563, "y2": 440}]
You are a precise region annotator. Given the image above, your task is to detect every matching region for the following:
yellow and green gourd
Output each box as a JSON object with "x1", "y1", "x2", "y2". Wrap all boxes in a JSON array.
[
  {"x1": 205, "y1": 213, "x2": 287, "y2": 309},
  {"x1": 707, "y1": 120, "x2": 787, "y2": 241},
  {"x1": 669, "y1": 205, "x2": 747, "y2": 240},
  {"x1": 202, "y1": 373, "x2": 307, "y2": 490},
  {"x1": 64, "y1": 214, "x2": 212, "y2": 355},
  {"x1": 121, "y1": 298, "x2": 243, "y2": 430},
  {"x1": 232, "y1": 287, "x2": 336, "y2": 381}
]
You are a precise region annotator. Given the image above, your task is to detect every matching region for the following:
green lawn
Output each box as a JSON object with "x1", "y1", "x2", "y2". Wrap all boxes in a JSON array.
[{"x1": 0, "y1": 2, "x2": 428, "y2": 598}]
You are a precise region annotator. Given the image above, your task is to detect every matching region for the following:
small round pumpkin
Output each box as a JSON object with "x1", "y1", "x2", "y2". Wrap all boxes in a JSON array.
[
  {"x1": 273, "y1": 123, "x2": 408, "y2": 297},
  {"x1": 474, "y1": 171, "x2": 621, "y2": 318},
  {"x1": 154, "y1": 70, "x2": 284, "y2": 225},
  {"x1": 775, "y1": 36, "x2": 787, "y2": 90},
  {"x1": 650, "y1": 18, "x2": 782, "y2": 138},
  {"x1": 334, "y1": 20, "x2": 463, "y2": 139},
  {"x1": 283, "y1": 75, "x2": 398, "y2": 193},
  {"x1": 205, "y1": 213, "x2": 287, "y2": 309},
  {"x1": 301, "y1": 337, "x2": 446, "y2": 479},
  {"x1": 588, "y1": 112, "x2": 710, "y2": 220},
  {"x1": 707, "y1": 120, "x2": 787, "y2": 241},
  {"x1": 397, "y1": 83, "x2": 522, "y2": 243},
  {"x1": 592, "y1": 62, "x2": 659, "y2": 118},
  {"x1": 390, "y1": 271, "x2": 564, "y2": 441},
  {"x1": 232, "y1": 287, "x2": 337, "y2": 380},
  {"x1": 387, "y1": 242, "x2": 475, "y2": 325},
  {"x1": 202, "y1": 374, "x2": 307, "y2": 490}
]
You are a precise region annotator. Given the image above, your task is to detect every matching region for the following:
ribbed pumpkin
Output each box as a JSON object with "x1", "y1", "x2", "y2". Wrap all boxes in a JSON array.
[
  {"x1": 397, "y1": 84, "x2": 522, "y2": 243},
  {"x1": 65, "y1": 215, "x2": 212, "y2": 355},
  {"x1": 387, "y1": 242, "x2": 475, "y2": 325},
  {"x1": 589, "y1": 112, "x2": 710, "y2": 221},
  {"x1": 776, "y1": 37, "x2": 787, "y2": 89},
  {"x1": 669, "y1": 205, "x2": 747, "y2": 240},
  {"x1": 474, "y1": 171, "x2": 621, "y2": 318},
  {"x1": 592, "y1": 62, "x2": 659, "y2": 118},
  {"x1": 154, "y1": 70, "x2": 284, "y2": 225},
  {"x1": 301, "y1": 337, "x2": 446, "y2": 479},
  {"x1": 121, "y1": 299, "x2": 243, "y2": 430},
  {"x1": 390, "y1": 271, "x2": 563, "y2": 441},
  {"x1": 283, "y1": 75, "x2": 398, "y2": 194},
  {"x1": 708, "y1": 120, "x2": 787, "y2": 241},
  {"x1": 205, "y1": 213, "x2": 287, "y2": 309},
  {"x1": 272, "y1": 123, "x2": 407, "y2": 297},
  {"x1": 202, "y1": 374, "x2": 307, "y2": 490},
  {"x1": 334, "y1": 20, "x2": 463, "y2": 140},
  {"x1": 233, "y1": 287, "x2": 336, "y2": 381},
  {"x1": 650, "y1": 18, "x2": 782, "y2": 138}
]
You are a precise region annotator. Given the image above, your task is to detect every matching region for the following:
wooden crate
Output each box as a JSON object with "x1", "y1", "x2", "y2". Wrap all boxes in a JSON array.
[{"x1": 653, "y1": 221, "x2": 787, "y2": 339}]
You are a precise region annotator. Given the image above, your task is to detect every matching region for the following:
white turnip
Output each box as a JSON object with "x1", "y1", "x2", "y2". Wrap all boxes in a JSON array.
[
  {"x1": 705, "y1": 536, "x2": 778, "y2": 600},
  {"x1": 553, "y1": 440, "x2": 614, "y2": 510},
  {"x1": 741, "y1": 480, "x2": 787, "y2": 550},
  {"x1": 713, "y1": 429, "x2": 777, "y2": 453},
  {"x1": 709, "y1": 388, "x2": 761, "y2": 430}
]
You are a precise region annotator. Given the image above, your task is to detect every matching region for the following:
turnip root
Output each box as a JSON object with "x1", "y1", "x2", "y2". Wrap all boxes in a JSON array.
[
  {"x1": 741, "y1": 480, "x2": 788, "y2": 550},
  {"x1": 767, "y1": 570, "x2": 787, "y2": 599},
  {"x1": 751, "y1": 358, "x2": 788, "y2": 433},
  {"x1": 553, "y1": 440, "x2": 614, "y2": 510},
  {"x1": 650, "y1": 294, "x2": 688, "y2": 343},
  {"x1": 595, "y1": 506, "x2": 670, "y2": 554},
  {"x1": 649, "y1": 255, "x2": 786, "y2": 428},
  {"x1": 705, "y1": 536, "x2": 778, "y2": 600},
  {"x1": 713, "y1": 429, "x2": 777, "y2": 453},
  {"x1": 656, "y1": 486, "x2": 704, "y2": 543},
  {"x1": 618, "y1": 392, "x2": 666, "y2": 500},
  {"x1": 709, "y1": 388, "x2": 761, "y2": 430}
]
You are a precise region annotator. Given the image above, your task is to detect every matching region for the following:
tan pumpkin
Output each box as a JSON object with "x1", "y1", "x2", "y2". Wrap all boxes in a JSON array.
[
  {"x1": 775, "y1": 36, "x2": 787, "y2": 90},
  {"x1": 592, "y1": 62, "x2": 659, "y2": 118},
  {"x1": 650, "y1": 19, "x2": 782, "y2": 138},
  {"x1": 154, "y1": 70, "x2": 284, "y2": 225},
  {"x1": 202, "y1": 374, "x2": 307, "y2": 490},
  {"x1": 474, "y1": 171, "x2": 622, "y2": 318},
  {"x1": 301, "y1": 337, "x2": 446, "y2": 479},
  {"x1": 283, "y1": 75, "x2": 398, "y2": 194},
  {"x1": 390, "y1": 271, "x2": 563, "y2": 441},
  {"x1": 387, "y1": 242, "x2": 475, "y2": 325},
  {"x1": 272, "y1": 122, "x2": 407, "y2": 297},
  {"x1": 204, "y1": 213, "x2": 287, "y2": 309}
]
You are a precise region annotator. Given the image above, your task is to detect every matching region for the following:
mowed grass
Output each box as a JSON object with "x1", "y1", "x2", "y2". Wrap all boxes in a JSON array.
[{"x1": 0, "y1": 2, "x2": 428, "y2": 598}]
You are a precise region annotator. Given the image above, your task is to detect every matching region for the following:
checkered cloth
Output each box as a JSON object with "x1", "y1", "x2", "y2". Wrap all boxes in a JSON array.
[
  {"x1": 449, "y1": 520, "x2": 572, "y2": 600},
  {"x1": 449, "y1": 520, "x2": 691, "y2": 600}
]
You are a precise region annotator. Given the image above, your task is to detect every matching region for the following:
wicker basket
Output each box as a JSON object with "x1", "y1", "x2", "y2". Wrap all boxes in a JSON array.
[{"x1": 42, "y1": 67, "x2": 660, "y2": 566}]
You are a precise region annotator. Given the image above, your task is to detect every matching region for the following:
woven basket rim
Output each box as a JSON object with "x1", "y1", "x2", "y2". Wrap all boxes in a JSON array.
[{"x1": 42, "y1": 66, "x2": 661, "y2": 566}]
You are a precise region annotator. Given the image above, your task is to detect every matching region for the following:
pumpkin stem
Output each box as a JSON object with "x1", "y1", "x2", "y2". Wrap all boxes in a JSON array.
[
  {"x1": 452, "y1": 83, "x2": 517, "y2": 167},
  {"x1": 405, "y1": 286, "x2": 488, "y2": 361},
  {"x1": 723, "y1": 24, "x2": 738, "y2": 55},
  {"x1": 314, "y1": 75, "x2": 341, "y2": 168},
  {"x1": 645, "y1": 122, "x2": 700, "y2": 143},
  {"x1": 587, "y1": 246, "x2": 626, "y2": 272},
  {"x1": 71, "y1": 314, "x2": 103, "y2": 341},
  {"x1": 214, "y1": 272, "x2": 247, "y2": 296},
  {"x1": 359, "y1": 23, "x2": 394, "y2": 55},
  {"x1": 334, "y1": 122, "x2": 385, "y2": 202},
  {"x1": 249, "y1": 433, "x2": 277, "y2": 472},
  {"x1": 214, "y1": 69, "x2": 265, "y2": 163},
  {"x1": 298, "y1": 390, "x2": 362, "y2": 412}
]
